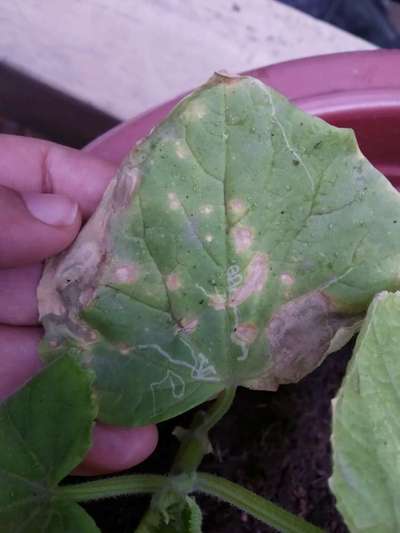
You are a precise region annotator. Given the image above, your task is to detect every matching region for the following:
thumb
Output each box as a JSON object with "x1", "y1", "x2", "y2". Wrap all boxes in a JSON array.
[{"x1": 0, "y1": 185, "x2": 81, "y2": 268}]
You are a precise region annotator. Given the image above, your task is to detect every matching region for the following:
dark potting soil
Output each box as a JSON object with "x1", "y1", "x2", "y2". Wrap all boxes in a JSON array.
[{"x1": 80, "y1": 342, "x2": 352, "y2": 533}]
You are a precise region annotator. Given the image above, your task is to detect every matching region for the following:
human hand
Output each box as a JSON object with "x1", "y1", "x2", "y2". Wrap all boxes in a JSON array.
[{"x1": 0, "y1": 134, "x2": 158, "y2": 476}]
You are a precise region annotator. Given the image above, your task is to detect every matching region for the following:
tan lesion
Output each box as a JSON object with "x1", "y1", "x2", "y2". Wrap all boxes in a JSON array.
[
  {"x1": 245, "y1": 290, "x2": 363, "y2": 391},
  {"x1": 231, "y1": 225, "x2": 254, "y2": 254},
  {"x1": 38, "y1": 155, "x2": 142, "y2": 332},
  {"x1": 228, "y1": 252, "x2": 268, "y2": 307}
]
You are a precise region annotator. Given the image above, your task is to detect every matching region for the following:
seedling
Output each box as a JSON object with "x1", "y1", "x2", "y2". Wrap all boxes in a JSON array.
[{"x1": 2, "y1": 73, "x2": 400, "y2": 532}]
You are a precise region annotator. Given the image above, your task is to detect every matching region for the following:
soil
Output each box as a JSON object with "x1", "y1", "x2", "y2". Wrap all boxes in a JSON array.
[
  {"x1": 1, "y1": 116, "x2": 349, "y2": 533},
  {"x1": 80, "y1": 342, "x2": 352, "y2": 533}
]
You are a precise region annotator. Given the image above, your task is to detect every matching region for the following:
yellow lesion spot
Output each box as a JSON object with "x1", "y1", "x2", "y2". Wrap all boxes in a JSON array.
[
  {"x1": 112, "y1": 264, "x2": 140, "y2": 284},
  {"x1": 231, "y1": 226, "x2": 253, "y2": 253},
  {"x1": 200, "y1": 205, "x2": 213, "y2": 215},
  {"x1": 168, "y1": 192, "x2": 181, "y2": 210},
  {"x1": 228, "y1": 198, "x2": 247, "y2": 217},
  {"x1": 166, "y1": 273, "x2": 182, "y2": 291},
  {"x1": 175, "y1": 140, "x2": 190, "y2": 159},
  {"x1": 183, "y1": 101, "x2": 208, "y2": 120},
  {"x1": 280, "y1": 273, "x2": 294, "y2": 286}
]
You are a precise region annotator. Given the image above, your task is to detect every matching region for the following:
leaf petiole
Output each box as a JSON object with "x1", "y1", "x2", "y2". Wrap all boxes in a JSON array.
[
  {"x1": 55, "y1": 474, "x2": 166, "y2": 503},
  {"x1": 171, "y1": 386, "x2": 237, "y2": 475},
  {"x1": 195, "y1": 472, "x2": 323, "y2": 533}
]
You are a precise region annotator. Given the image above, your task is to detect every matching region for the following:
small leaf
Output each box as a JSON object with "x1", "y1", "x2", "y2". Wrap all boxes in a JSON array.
[
  {"x1": 182, "y1": 496, "x2": 203, "y2": 533},
  {"x1": 39, "y1": 73, "x2": 400, "y2": 425},
  {"x1": 0, "y1": 356, "x2": 98, "y2": 532},
  {"x1": 136, "y1": 493, "x2": 202, "y2": 533},
  {"x1": 330, "y1": 291, "x2": 400, "y2": 532}
]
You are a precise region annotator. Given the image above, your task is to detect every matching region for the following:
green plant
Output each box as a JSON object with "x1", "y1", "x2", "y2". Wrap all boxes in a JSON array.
[{"x1": 3, "y1": 73, "x2": 400, "y2": 532}]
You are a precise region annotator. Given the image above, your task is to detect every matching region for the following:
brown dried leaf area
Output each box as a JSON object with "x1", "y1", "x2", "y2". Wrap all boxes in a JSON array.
[
  {"x1": 37, "y1": 162, "x2": 140, "y2": 339},
  {"x1": 247, "y1": 291, "x2": 363, "y2": 390}
]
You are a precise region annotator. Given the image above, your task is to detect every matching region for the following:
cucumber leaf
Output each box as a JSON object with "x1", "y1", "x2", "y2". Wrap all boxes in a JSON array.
[
  {"x1": 38, "y1": 73, "x2": 400, "y2": 425},
  {"x1": 0, "y1": 356, "x2": 98, "y2": 532},
  {"x1": 330, "y1": 291, "x2": 400, "y2": 532}
]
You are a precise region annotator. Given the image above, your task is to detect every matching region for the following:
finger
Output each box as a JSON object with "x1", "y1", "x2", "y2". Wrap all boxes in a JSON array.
[
  {"x1": 0, "y1": 325, "x2": 43, "y2": 400},
  {"x1": 0, "y1": 326, "x2": 158, "y2": 475},
  {"x1": 0, "y1": 134, "x2": 117, "y2": 218},
  {"x1": 73, "y1": 423, "x2": 158, "y2": 476},
  {"x1": 0, "y1": 185, "x2": 81, "y2": 268},
  {"x1": 0, "y1": 264, "x2": 41, "y2": 325}
]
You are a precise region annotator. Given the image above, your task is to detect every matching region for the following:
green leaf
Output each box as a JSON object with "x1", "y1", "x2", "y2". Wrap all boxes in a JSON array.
[
  {"x1": 330, "y1": 291, "x2": 400, "y2": 532},
  {"x1": 0, "y1": 357, "x2": 98, "y2": 533},
  {"x1": 38, "y1": 73, "x2": 400, "y2": 425}
]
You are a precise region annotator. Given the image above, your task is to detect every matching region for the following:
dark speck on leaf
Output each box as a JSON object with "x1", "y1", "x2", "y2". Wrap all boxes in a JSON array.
[
  {"x1": 394, "y1": 220, "x2": 397, "y2": 224},
  {"x1": 280, "y1": 211, "x2": 285, "y2": 215},
  {"x1": 313, "y1": 141, "x2": 322, "y2": 149},
  {"x1": 292, "y1": 159, "x2": 300, "y2": 166},
  {"x1": 199, "y1": 299, "x2": 204, "y2": 305}
]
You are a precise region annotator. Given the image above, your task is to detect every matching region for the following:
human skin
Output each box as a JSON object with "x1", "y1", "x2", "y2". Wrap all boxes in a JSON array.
[{"x1": 0, "y1": 134, "x2": 158, "y2": 476}]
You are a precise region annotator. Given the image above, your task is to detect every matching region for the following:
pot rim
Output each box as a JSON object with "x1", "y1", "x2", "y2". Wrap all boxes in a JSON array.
[{"x1": 86, "y1": 50, "x2": 400, "y2": 164}]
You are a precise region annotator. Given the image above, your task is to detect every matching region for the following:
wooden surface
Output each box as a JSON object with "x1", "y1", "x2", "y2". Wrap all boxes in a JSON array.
[{"x1": 0, "y1": 0, "x2": 374, "y2": 120}]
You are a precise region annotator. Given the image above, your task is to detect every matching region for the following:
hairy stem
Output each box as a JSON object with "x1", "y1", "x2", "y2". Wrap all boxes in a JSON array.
[
  {"x1": 135, "y1": 387, "x2": 236, "y2": 531},
  {"x1": 55, "y1": 474, "x2": 166, "y2": 502},
  {"x1": 171, "y1": 386, "x2": 236, "y2": 475},
  {"x1": 196, "y1": 473, "x2": 323, "y2": 533}
]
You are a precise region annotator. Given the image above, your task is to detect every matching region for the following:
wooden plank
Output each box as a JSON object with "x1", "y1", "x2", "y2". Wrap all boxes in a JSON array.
[{"x1": 0, "y1": 0, "x2": 374, "y2": 120}]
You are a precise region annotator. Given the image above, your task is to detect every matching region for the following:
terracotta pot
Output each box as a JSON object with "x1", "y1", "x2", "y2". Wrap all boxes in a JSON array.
[{"x1": 86, "y1": 50, "x2": 400, "y2": 186}]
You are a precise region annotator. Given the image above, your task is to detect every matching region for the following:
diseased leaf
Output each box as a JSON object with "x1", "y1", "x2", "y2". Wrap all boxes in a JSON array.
[
  {"x1": 0, "y1": 357, "x2": 98, "y2": 533},
  {"x1": 330, "y1": 291, "x2": 400, "y2": 532},
  {"x1": 38, "y1": 73, "x2": 400, "y2": 425}
]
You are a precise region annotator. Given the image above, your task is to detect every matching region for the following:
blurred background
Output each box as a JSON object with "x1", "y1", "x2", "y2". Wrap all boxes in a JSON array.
[{"x1": 0, "y1": 0, "x2": 399, "y2": 146}]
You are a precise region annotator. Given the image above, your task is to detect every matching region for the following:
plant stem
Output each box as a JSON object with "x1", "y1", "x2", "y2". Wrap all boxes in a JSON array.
[
  {"x1": 135, "y1": 387, "x2": 236, "y2": 531},
  {"x1": 171, "y1": 386, "x2": 236, "y2": 475},
  {"x1": 196, "y1": 473, "x2": 324, "y2": 533},
  {"x1": 55, "y1": 474, "x2": 166, "y2": 503}
]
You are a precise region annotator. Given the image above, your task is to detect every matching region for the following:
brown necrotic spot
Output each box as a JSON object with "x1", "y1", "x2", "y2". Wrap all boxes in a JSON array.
[
  {"x1": 176, "y1": 317, "x2": 199, "y2": 335},
  {"x1": 232, "y1": 323, "x2": 258, "y2": 345},
  {"x1": 57, "y1": 242, "x2": 102, "y2": 290}
]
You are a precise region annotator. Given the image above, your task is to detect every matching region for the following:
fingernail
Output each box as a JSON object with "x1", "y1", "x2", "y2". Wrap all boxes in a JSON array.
[{"x1": 22, "y1": 192, "x2": 78, "y2": 226}]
